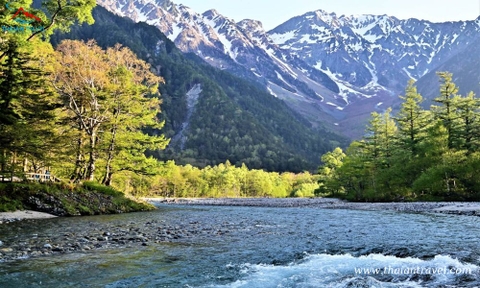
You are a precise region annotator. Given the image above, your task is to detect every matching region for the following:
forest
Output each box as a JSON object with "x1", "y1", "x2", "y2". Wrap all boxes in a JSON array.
[{"x1": 316, "y1": 74, "x2": 480, "y2": 202}]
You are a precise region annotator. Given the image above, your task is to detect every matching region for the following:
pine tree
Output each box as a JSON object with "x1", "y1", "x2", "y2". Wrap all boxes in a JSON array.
[
  {"x1": 395, "y1": 80, "x2": 430, "y2": 157},
  {"x1": 456, "y1": 91, "x2": 480, "y2": 154},
  {"x1": 432, "y1": 72, "x2": 461, "y2": 150},
  {"x1": 0, "y1": 39, "x2": 57, "y2": 174}
]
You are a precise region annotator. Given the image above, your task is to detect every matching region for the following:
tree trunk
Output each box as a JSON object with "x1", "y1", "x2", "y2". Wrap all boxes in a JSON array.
[
  {"x1": 102, "y1": 124, "x2": 118, "y2": 186},
  {"x1": 86, "y1": 129, "x2": 97, "y2": 181},
  {"x1": 71, "y1": 135, "x2": 84, "y2": 181},
  {"x1": 1, "y1": 149, "x2": 6, "y2": 172},
  {"x1": 23, "y1": 157, "x2": 28, "y2": 173}
]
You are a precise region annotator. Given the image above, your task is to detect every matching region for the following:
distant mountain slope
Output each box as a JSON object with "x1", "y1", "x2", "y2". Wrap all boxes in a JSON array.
[
  {"x1": 97, "y1": 0, "x2": 480, "y2": 138},
  {"x1": 51, "y1": 6, "x2": 347, "y2": 172},
  {"x1": 415, "y1": 36, "x2": 480, "y2": 106}
]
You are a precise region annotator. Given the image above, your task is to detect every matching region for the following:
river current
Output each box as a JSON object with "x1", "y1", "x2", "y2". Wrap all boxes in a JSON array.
[{"x1": 1, "y1": 205, "x2": 479, "y2": 287}]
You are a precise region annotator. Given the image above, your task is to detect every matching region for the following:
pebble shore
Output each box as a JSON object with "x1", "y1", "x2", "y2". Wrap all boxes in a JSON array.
[
  {"x1": 0, "y1": 210, "x2": 57, "y2": 225},
  {"x1": 0, "y1": 218, "x2": 209, "y2": 263},
  {"x1": 147, "y1": 197, "x2": 480, "y2": 216}
]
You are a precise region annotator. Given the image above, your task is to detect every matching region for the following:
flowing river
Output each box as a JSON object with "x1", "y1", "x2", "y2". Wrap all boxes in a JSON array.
[{"x1": 1, "y1": 204, "x2": 480, "y2": 287}]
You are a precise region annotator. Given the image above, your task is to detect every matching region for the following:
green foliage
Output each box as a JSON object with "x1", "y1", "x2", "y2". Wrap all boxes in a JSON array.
[
  {"x1": 0, "y1": 195, "x2": 23, "y2": 212},
  {"x1": 120, "y1": 160, "x2": 318, "y2": 199},
  {"x1": 0, "y1": 2, "x2": 156, "y2": 214},
  {"x1": 395, "y1": 80, "x2": 431, "y2": 157},
  {"x1": 318, "y1": 73, "x2": 480, "y2": 202},
  {"x1": 432, "y1": 72, "x2": 462, "y2": 150},
  {"x1": 315, "y1": 147, "x2": 345, "y2": 196},
  {"x1": 50, "y1": 39, "x2": 168, "y2": 183},
  {"x1": 292, "y1": 183, "x2": 318, "y2": 198}
]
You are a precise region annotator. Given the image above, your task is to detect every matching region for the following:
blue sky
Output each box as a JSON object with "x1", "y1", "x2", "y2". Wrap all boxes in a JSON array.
[{"x1": 177, "y1": 0, "x2": 480, "y2": 30}]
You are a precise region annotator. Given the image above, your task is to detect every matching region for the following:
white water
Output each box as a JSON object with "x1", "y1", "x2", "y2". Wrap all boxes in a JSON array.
[{"x1": 210, "y1": 254, "x2": 479, "y2": 288}]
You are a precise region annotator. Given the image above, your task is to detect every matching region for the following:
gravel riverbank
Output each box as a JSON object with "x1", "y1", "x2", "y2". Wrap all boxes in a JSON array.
[
  {"x1": 145, "y1": 197, "x2": 480, "y2": 216},
  {"x1": 0, "y1": 216, "x2": 205, "y2": 263},
  {"x1": 0, "y1": 210, "x2": 57, "y2": 224}
]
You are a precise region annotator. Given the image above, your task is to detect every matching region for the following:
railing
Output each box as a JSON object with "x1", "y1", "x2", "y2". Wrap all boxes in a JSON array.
[
  {"x1": 24, "y1": 173, "x2": 61, "y2": 182},
  {"x1": 0, "y1": 172, "x2": 60, "y2": 183},
  {"x1": 0, "y1": 172, "x2": 18, "y2": 182}
]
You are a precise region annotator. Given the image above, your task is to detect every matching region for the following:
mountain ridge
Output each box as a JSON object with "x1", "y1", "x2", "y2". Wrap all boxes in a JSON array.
[{"x1": 97, "y1": 0, "x2": 480, "y2": 138}]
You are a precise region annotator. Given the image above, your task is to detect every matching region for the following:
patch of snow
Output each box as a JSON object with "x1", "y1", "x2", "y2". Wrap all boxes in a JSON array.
[
  {"x1": 266, "y1": 48, "x2": 298, "y2": 79},
  {"x1": 314, "y1": 63, "x2": 358, "y2": 103},
  {"x1": 402, "y1": 67, "x2": 415, "y2": 80},
  {"x1": 134, "y1": 5, "x2": 148, "y2": 22},
  {"x1": 269, "y1": 30, "x2": 296, "y2": 45},
  {"x1": 202, "y1": 16, "x2": 241, "y2": 61},
  {"x1": 169, "y1": 24, "x2": 183, "y2": 41},
  {"x1": 275, "y1": 71, "x2": 290, "y2": 86},
  {"x1": 451, "y1": 33, "x2": 459, "y2": 43},
  {"x1": 252, "y1": 71, "x2": 262, "y2": 77},
  {"x1": 267, "y1": 86, "x2": 278, "y2": 98},
  {"x1": 326, "y1": 102, "x2": 345, "y2": 111}
]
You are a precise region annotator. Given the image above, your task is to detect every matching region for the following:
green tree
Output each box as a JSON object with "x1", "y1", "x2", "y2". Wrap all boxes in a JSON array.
[
  {"x1": 456, "y1": 91, "x2": 480, "y2": 154},
  {"x1": 362, "y1": 109, "x2": 397, "y2": 197},
  {"x1": 335, "y1": 141, "x2": 369, "y2": 200},
  {"x1": 0, "y1": 39, "x2": 58, "y2": 175},
  {"x1": 395, "y1": 80, "x2": 430, "y2": 157},
  {"x1": 100, "y1": 44, "x2": 168, "y2": 186},
  {"x1": 51, "y1": 40, "x2": 167, "y2": 182},
  {"x1": 0, "y1": 0, "x2": 95, "y2": 60},
  {"x1": 0, "y1": 0, "x2": 95, "y2": 179},
  {"x1": 52, "y1": 40, "x2": 111, "y2": 181},
  {"x1": 432, "y1": 72, "x2": 461, "y2": 150},
  {"x1": 315, "y1": 147, "x2": 346, "y2": 196}
]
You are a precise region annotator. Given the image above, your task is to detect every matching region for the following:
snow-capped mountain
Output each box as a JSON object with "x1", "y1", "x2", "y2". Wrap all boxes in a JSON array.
[
  {"x1": 97, "y1": 0, "x2": 480, "y2": 137},
  {"x1": 270, "y1": 10, "x2": 480, "y2": 96}
]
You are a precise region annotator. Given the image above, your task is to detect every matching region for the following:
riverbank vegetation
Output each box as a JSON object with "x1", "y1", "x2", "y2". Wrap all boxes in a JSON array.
[
  {"x1": 317, "y1": 74, "x2": 480, "y2": 202},
  {"x1": 119, "y1": 160, "x2": 319, "y2": 198},
  {"x1": 0, "y1": 181, "x2": 154, "y2": 214},
  {"x1": 0, "y1": 1, "x2": 165, "y2": 211}
]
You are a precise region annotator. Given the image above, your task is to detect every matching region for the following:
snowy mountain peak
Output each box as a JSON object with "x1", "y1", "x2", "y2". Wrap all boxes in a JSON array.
[
  {"x1": 238, "y1": 19, "x2": 264, "y2": 31},
  {"x1": 202, "y1": 9, "x2": 220, "y2": 18},
  {"x1": 312, "y1": 9, "x2": 339, "y2": 24}
]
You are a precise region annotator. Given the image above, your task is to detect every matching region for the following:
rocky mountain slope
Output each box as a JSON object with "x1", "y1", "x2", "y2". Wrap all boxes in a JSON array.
[
  {"x1": 97, "y1": 0, "x2": 480, "y2": 137},
  {"x1": 52, "y1": 6, "x2": 347, "y2": 172}
]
